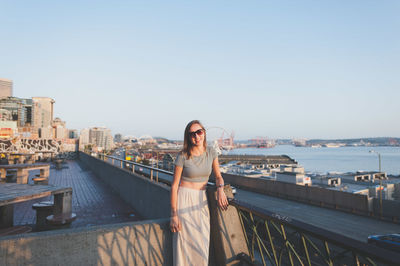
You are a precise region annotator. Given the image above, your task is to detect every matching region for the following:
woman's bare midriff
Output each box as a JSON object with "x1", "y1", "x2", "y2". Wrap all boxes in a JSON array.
[{"x1": 180, "y1": 179, "x2": 208, "y2": 190}]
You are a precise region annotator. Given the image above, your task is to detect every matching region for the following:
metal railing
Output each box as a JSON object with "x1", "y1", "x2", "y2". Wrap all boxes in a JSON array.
[
  {"x1": 229, "y1": 198, "x2": 400, "y2": 266},
  {"x1": 98, "y1": 153, "x2": 174, "y2": 185},
  {"x1": 92, "y1": 153, "x2": 400, "y2": 266}
]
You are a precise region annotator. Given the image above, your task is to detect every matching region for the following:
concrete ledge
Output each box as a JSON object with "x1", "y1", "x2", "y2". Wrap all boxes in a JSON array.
[
  {"x1": 0, "y1": 219, "x2": 172, "y2": 266},
  {"x1": 213, "y1": 173, "x2": 400, "y2": 222}
]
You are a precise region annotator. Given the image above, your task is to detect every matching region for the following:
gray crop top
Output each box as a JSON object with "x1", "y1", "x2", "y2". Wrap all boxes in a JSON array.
[{"x1": 174, "y1": 146, "x2": 218, "y2": 182}]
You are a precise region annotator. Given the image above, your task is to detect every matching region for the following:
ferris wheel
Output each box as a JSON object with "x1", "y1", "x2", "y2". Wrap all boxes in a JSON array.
[{"x1": 206, "y1": 126, "x2": 235, "y2": 151}]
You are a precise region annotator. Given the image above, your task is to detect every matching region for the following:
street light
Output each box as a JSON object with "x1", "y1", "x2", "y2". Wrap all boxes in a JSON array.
[
  {"x1": 369, "y1": 150, "x2": 381, "y2": 172},
  {"x1": 369, "y1": 150, "x2": 383, "y2": 217}
]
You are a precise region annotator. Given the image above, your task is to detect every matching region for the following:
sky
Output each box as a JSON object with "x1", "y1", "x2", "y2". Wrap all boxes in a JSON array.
[{"x1": 1, "y1": 1, "x2": 399, "y2": 140}]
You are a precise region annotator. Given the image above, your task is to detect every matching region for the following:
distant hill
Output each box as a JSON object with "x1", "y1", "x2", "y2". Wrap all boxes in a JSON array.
[{"x1": 305, "y1": 137, "x2": 400, "y2": 146}]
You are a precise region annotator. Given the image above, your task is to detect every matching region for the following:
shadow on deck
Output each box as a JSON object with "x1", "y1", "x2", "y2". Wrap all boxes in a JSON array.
[{"x1": 13, "y1": 160, "x2": 140, "y2": 228}]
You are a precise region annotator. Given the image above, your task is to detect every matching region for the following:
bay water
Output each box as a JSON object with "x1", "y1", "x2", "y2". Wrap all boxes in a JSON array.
[{"x1": 227, "y1": 145, "x2": 400, "y2": 175}]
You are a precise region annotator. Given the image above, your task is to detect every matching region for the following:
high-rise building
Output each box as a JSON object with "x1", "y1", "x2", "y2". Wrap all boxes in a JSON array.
[
  {"x1": 69, "y1": 129, "x2": 78, "y2": 139},
  {"x1": 114, "y1": 133, "x2": 122, "y2": 143},
  {"x1": 0, "y1": 78, "x2": 13, "y2": 98},
  {"x1": 52, "y1": 117, "x2": 68, "y2": 139},
  {"x1": 0, "y1": 97, "x2": 33, "y2": 127},
  {"x1": 79, "y1": 128, "x2": 90, "y2": 150},
  {"x1": 89, "y1": 127, "x2": 113, "y2": 151},
  {"x1": 32, "y1": 97, "x2": 55, "y2": 129}
]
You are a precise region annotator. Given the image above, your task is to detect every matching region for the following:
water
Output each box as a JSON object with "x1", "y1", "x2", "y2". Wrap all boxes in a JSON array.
[{"x1": 227, "y1": 145, "x2": 400, "y2": 175}]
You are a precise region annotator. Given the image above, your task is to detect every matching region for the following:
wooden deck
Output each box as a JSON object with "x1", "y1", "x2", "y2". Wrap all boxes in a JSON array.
[{"x1": 12, "y1": 160, "x2": 140, "y2": 228}]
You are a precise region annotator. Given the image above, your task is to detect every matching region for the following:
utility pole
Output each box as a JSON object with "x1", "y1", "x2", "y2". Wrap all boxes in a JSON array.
[{"x1": 369, "y1": 150, "x2": 383, "y2": 217}]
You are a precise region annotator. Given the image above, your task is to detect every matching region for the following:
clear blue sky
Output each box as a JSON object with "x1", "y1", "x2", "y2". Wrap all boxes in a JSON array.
[{"x1": 1, "y1": 1, "x2": 399, "y2": 140}]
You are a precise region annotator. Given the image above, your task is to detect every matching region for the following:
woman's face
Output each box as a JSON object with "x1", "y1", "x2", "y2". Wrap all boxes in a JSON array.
[{"x1": 189, "y1": 123, "x2": 205, "y2": 147}]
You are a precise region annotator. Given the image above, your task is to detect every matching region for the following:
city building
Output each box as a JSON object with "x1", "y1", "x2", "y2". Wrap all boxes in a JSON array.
[
  {"x1": 32, "y1": 97, "x2": 55, "y2": 129},
  {"x1": 276, "y1": 171, "x2": 312, "y2": 186},
  {"x1": 38, "y1": 126, "x2": 53, "y2": 139},
  {"x1": 17, "y1": 126, "x2": 37, "y2": 139},
  {"x1": 310, "y1": 172, "x2": 400, "y2": 199},
  {"x1": 79, "y1": 128, "x2": 90, "y2": 150},
  {"x1": 311, "y1": 176, "x2": 342, "y2": 187},
  {"x1": 89, "y1": 127, "x2": 113, "y2": 151},
  {"x1": 52, "y1": 117, "x2": 68, "y2": 139},
  {"x1": 0, "y1": 109, "x2": 12, "y2": 121},
  {"x1": 114, "y1": 133, "x2": 122, "y2": 143},
  {"x1": 340, "y1": 172, "x2": 388, "y2": 182},
  {"x1": 0, "y1": 121, "x2": 17, "y2": 138},
  {"x1": 69, "y1": 129, "x2": 78, "y2": 139},
  {"x1": 0, "y1": 78, "x2": 13, "y2": 98},
  {"x1": 0, "y1": 97, "x2": 33, "y2": 127}
]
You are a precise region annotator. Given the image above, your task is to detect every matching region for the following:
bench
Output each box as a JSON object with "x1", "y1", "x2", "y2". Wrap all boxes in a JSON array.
[
  {"x1": 0, "y1": 225, "x2": 32, "y2": 237},
  {"x1": 0, "y1": 184, "x2": 75, "y2": 230},
  {"x1": 0, "y1": 163, "x2": 50, "y2": 184},
  {"x1": 32, "y1": 201, "x2": 54, "y2": 231}
]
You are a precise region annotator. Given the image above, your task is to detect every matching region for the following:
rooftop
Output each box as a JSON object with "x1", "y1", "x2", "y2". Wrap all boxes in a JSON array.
[{"x1": 13, "y1": 160, "x2": 140, "y2": 229}]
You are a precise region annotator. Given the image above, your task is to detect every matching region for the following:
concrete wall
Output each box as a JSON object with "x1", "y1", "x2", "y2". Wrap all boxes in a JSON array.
[
  {"x1": 0, "y1": 219, "x2": 172, "y2": 266},
  {"x1": 394, "y1": 183, "x2": 400, "y2": 200},
  {"x1": 373, "y1": 198, "x2": 400, "y2": 222},
  {"x1": 215, "y1": 173, "x2": 400, "y2": 221},
  {"x1": 79, "y1": 152, "x2": 171, "y2": 219}
]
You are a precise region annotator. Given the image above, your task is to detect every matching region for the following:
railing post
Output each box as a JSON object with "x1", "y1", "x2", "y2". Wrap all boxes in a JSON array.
[
  {"x1": 111, "y1": 158, "x2": 114, "y2": 165},
  {"x1": 120, "y1": 160, "x2": 123, "y2": 168},
  {"x1": 156, "y1": 170, "x2": 159, "y2": 182},
  {"x1": 150, "y1": 169, "x2": 153, "y2": 181},
  {"x1": 324, "y1": 241, "x2": 333, "y2": 266},
  {"x1": 301, "y1": 234, "x2": 312, "y2": 266},
  {"x1": 280, "y1": 224, "x2": 294, "y2": 265},
  {"x1": 132, "y1": 164, "x2": 135, "y2": 173}
]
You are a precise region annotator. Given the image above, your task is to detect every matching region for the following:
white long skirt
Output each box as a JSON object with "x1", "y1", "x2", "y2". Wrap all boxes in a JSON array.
[{"x1": 173, "y1": 186, "x2": 210, "y2": 266}]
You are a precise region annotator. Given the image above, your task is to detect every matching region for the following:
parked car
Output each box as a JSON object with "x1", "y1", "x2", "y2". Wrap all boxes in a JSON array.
[{"x1": 367, "y1": 233, "x2": 400, "y2": 252}]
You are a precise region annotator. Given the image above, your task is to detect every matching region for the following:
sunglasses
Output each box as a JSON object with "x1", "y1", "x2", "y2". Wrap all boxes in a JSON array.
[{"x1": 189, "y1": 129, "x2": 205, "y2": 138}]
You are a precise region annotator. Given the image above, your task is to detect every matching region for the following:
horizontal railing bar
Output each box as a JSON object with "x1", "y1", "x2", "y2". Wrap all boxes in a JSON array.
[
  {"x1": 103, "y1": 154, "x2": 174, "y2": 175},
  {"x1": 228, "y1": 198, "x2": 400, "y2": 265}
]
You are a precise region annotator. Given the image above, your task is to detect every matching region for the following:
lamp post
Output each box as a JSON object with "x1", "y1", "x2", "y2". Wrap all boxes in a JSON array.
[{"x1": 369, "y1": 150, "x2": 383, "y2": 217}]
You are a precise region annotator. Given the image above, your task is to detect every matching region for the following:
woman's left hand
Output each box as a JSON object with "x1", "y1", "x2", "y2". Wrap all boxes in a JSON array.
[{"x1": 217, "y1": 187, "x2": 229, "y2": 211}]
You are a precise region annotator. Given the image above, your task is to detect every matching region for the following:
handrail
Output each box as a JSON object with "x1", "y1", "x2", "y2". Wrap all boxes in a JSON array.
[
  {"x1": 98, "y1": 153, "x2": 174, "y2": 184},
  {"x1": 104, "y1": 154, "x2": 173, "y2": 175},
  {"x1": 229, "y1": 198, "x2": 400, "y2": 265}
]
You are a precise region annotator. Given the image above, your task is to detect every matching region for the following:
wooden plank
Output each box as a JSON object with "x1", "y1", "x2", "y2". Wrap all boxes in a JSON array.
[
  {"x1": 0, "y1": 184, "x2": 72, "y2": 206},
  {"x1": 0, "y1": 191, "x2": 53, "y2": 206},
  {"x1": 0, "y1": 163, "x2": 50, "y2": 170}
]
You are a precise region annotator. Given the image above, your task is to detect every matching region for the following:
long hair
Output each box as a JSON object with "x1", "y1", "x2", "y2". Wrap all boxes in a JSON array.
[{"x1": 183, "y1": 120, "x2": 207, "y2": 159}]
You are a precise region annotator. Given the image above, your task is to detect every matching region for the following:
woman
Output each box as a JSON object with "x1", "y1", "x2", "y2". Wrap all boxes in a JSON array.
[{"x1": 170, "y1": 120, "x2": 228, "y2": 266}]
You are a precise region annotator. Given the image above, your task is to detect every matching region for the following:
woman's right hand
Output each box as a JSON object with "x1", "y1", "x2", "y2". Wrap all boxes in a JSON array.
[{"x1": 170, "y1": 215, "x2": 181, "y2": 232}]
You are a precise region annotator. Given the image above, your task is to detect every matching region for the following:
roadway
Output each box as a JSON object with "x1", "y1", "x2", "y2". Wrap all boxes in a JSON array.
[{"x1": 235, "y1": 189, "x2": 400, "y2": 243}]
